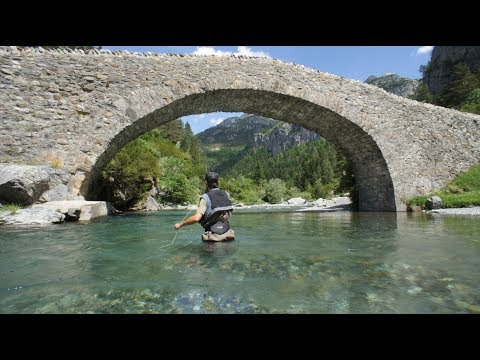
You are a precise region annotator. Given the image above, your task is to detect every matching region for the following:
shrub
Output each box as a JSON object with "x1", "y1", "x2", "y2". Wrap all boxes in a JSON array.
[{"x1": 263, "y1": 178, "x2": 287, "y2": 204}]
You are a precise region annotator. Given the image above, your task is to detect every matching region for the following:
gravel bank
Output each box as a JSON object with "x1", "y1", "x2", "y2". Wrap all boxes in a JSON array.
[{"x1": 428, "y1": 207, "x2": 480, "y2": 216}]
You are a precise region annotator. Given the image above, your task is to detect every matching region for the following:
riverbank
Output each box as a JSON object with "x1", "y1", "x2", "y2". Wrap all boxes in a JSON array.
[
  {"x1": 161, "y1": 196, "x2": 353, "y2": 212},
  {"x1": 426, "y1": 207, "x2": 480, "y2": 216},
  {"x1": 3, "y1": 198, "x2": 479, "y2": 226}
]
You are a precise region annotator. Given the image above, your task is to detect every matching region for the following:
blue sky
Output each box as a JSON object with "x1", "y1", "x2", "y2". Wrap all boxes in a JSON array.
[{"x1": 104, "y1": 46, "x2": 433, "y2": 134}]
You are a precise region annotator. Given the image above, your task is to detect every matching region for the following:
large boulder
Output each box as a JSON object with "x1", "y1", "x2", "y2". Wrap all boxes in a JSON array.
[
  {"x1": 0, "y1": 163, "x2": 83, "y2": 205},
  {"x1": 32, "y1": 200, "x2": 112, "y2": 221},
  {"x1": 313, "y1": 198, "x2": 335, "y2": 207},
  {"x1": 332, "y1": 196, "x2": 352, "y2": 206},
  {"x1": 287, "y1": 197, "x2": 307, "y2": 206},
  {"x1": 0, "y1": 207, "x2": 65, "y2": 225},
  {"x1": 130, "y1": 195, "x2": 161, "y2": 211},
  {"x1": 425, "y1": 196, "x2": 443, "y2": 210}
]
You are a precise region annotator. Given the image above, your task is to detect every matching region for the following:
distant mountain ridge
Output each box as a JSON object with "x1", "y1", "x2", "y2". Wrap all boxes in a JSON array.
[
  {"x1": 196, "y1": 114, "x2": 319, "y2": 153},
  {"x1": 196, "y1": 114, "x2": 278, "y2": 146},
  {"x1": 365, "y1": 73, "x2": 419, "y2": 97}
]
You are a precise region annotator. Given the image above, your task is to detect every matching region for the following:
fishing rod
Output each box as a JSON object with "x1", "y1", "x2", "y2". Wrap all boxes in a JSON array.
[{"x1": 157, "y1": 188, "x2": 202, "y2": 249}]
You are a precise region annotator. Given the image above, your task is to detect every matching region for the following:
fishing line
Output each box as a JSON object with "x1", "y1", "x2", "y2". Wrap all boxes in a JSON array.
[
  {"x1": 156, "y1": 208, "x2": 194, "y2": 250},
  {"x1": 156, "y1": 189, "x2": 200, "y2": 250}
]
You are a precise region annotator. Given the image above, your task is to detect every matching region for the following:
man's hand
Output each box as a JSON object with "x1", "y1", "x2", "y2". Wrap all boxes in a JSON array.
[{"x1": 174, "y1": 223, "x2": 181, "y2": 230}]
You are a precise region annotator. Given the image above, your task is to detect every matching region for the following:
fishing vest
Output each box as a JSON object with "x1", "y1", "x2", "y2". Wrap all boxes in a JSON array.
[{"x1": 199, "y1": 189, "x2": 234, "y2": 234}]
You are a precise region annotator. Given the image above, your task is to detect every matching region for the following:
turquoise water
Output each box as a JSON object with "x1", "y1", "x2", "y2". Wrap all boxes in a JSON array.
[{"x1": 1, "y1": 209, "x2": 480, "y2": 313}]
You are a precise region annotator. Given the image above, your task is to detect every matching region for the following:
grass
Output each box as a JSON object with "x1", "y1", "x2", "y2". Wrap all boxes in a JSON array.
[
  {"x1": 408, "y1": 164, "x2": 480, "y2": 208},
  {"x1": 0, "y1": 203, "x2": 22, "y2": 215}
]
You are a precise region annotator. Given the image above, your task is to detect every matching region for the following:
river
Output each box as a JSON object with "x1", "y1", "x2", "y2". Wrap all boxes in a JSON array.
[{"x1": 1, "y1": 208, "x2": 479, "y2": 313}]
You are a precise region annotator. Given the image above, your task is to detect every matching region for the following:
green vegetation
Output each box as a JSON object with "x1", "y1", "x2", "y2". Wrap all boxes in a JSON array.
[
  {"x1": 205, "y1": 139, "x2": 354, "y2": 205},
  {"x1": 410, "y1": 61, "x2": 480, "y2": 115},
  {"x1": 100, "y1": 119, "x2": 207, "y2": 209},
  {"x1": 102, "y1": 115, "x2": 355, "y2": 209},
  {"x1": 0, "y1": 204, "x2": 22, "y2": 215},
  {"x1": 221, "y1": 176, "x2": 265, "y2": 204},
  {"x1": 203, "y1": 145, "x2": 247, "y2": 175},
  {"x1": 408, "y1": 164, "x2": 480, "y2": 208},
  {"x1": 227, "y1": 140, "x2": 349, "y2": 193}
]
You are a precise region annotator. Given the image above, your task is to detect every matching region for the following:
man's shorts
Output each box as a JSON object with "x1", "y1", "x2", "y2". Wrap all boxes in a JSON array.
[{"x1": 202, "y1": 229, "x2": 235, "y2": 242}]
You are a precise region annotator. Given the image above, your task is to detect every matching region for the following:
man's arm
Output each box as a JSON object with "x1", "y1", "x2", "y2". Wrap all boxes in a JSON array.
[{"x1": 174, "y1": 212, "x2": 203, "y2": 230}]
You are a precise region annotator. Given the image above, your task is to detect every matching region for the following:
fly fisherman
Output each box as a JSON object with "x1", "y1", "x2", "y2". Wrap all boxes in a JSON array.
[{"x1": 174, "y1": 172, "x2": 235, "y2": 242}]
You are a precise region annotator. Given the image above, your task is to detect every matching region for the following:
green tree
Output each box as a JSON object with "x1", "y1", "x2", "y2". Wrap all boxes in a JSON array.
[
  {"x1": 263, "y1": 178, "x2": 287, "y2": 204},
  {"x1": 221, "y1": 176, "x2": 264, "y2": 204},
  {"x1": 180, "y1": 121, "x2": 207, "y2": 174},
  {"x1": 180, "y1": 122, "x2": 194, "y2": 152},
  {"x1": 101, "y1": 139, "x2": 161, "y2": 205},
  {"x1": 252, "y1": 158, "x2": 267, "y2": 180},
  {"x1": 158, "y1": 118, "x2": 183, "y2": 143},
  {"x1": 158, "y1": 157, "x2": 200, "y2": 204},
  {"x1": 459, "y1": 88, "x2": 480, "y2": 114},
  {"x1": 101, "y1": 124, "x2": 208, "y2": 209},
  {"x1": 419, "y1": 61, "x2": 431, "y2": 78},
  {"x1": 410, "y1": 82, "x2": 435, "y2": 103},
  {"x1": 438, "y1": 62, "x2": 480, "y2": 108}
]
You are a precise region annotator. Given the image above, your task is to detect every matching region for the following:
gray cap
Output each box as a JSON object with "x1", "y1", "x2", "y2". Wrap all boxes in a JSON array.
[{"x1": 205, "y1": 171, "x2": 219, "y2": 182}]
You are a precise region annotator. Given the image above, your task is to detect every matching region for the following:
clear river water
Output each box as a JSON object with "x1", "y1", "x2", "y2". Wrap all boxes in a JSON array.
[{"x1": 1, "y1": 208, "x2": 479, "y2": 314}]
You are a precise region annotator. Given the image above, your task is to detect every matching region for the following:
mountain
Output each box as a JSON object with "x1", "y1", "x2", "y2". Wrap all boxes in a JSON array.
[
  {"x1": 424, "y1": 46, "x2": 480, "y2": 96},
  {"x1": 196, "y1": 114, "x2": 321, "y2": 174},
  {"x1": 197, "y1": 114, "x2": 319, "y2": 153},
  {"x1": 196, "y1": 114, "x2": 278, "y2": 146},
  {"x1": 253, "y1": 122, "x2": 320, "y2": 154},
  {"x1": 365, "y1": 73, "x2": 420, "y2": 97}
]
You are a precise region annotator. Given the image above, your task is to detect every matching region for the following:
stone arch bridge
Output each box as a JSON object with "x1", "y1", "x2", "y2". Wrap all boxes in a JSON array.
[{"x1": 1, "y1": 47, "x2": 479, "y2": 211}]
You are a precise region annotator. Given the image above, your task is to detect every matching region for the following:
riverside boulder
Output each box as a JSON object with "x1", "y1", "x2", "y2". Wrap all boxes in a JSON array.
[{"x1": 0, "y1": 164, "x2": 83, "y2": 205}]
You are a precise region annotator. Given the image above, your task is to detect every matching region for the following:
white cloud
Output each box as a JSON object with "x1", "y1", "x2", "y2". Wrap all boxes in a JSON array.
[
  {"x1": 193, "y1": 46, "x2": 270, "y2": 58},
  {"x1": 209, "y1": 118, "x2": 225, "y2": 126},
  {"x1": 416, "y1": 46, "x2": 434, "y2": 55},
  {"x1": 193, "y1": 47, "x2": 232, "y2": 56},
  {"x1": 235, "y1": 46, "x2": 270, "y2": 58}
]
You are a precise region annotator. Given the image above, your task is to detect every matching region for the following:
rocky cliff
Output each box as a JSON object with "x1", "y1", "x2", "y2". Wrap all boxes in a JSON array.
[
  {"x1": 425, "y1": 46, "x2": 480, "y2": 96},
  {"x1": 253, "y1": 122, "x2": 320, "y2": 154}
]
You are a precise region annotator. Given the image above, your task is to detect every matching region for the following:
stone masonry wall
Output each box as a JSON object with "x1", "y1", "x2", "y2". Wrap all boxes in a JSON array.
[{"x1": 1, "y1": 46, "x2": 479, "y2": 211}]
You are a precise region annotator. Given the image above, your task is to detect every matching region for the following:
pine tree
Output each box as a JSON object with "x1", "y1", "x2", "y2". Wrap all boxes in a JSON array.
[
  {"x1": 180, "y1": 121, "x2": 194, "y2": 152},
  {"x1": 158, "y1": 118, "x2": 183, "y2": 143},
  {"x1": 252, "y1": 158, "x2": 267, "y2": 180},
  {"x1": 179, "y1": 121, "x2": 207, "y2": 173},
  {"x1": 438, "y1": 62, "x2": 480, "y2": 108},
  {"x1": 410, "y1": 81, "x2": 435, "y2": 103}
]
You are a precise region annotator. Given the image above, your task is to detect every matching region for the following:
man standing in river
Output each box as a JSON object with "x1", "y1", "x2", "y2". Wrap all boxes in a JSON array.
[{"x1": 174, "y1": 172, "x2": 235, "y2": 241}]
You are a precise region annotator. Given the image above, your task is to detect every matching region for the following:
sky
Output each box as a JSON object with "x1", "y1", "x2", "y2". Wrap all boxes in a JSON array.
[{"x1": 104, "y1": 46, "x2": 433, "y2": 134}]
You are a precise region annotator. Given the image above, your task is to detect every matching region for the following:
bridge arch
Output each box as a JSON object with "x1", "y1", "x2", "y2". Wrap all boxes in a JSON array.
[{"x1": 85, "y1": 89, "x2": 396, "y2": 211}]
